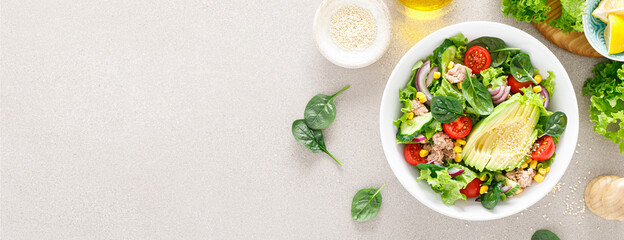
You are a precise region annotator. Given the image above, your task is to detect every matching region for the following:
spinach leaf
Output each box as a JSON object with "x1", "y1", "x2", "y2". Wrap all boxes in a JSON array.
[
  {"x1": 532, "y1": 229, "x2": 560, "y2": 240},
  {"x1": 291, "y1": 119, "x2": 342, "y2": 166},
  {"x1": 466, "y1": 36, "x2": 508, "y2": 67},
  {"x1": 510, "y1": 53, "x2": 537, "y2": 84},
  {"x1": 415, "y1": 164, "x2": 445, "y2": 177},
  {"x1": 461, "y1": 69, "x2": 493, "y2": 115},
  {"x1": 481, "y1": 181, "x2": 503, "y2": 209},
  {"x1": 430, "y1": 96, "x2": 465, "y2": 123},
  {"x1": 351, "y1": 184, "x2": 385, "y2": 222},
  {"x1": 304, "y1": 85, "x2": 350, "y2": 130},
  {"x1": 541, "y1": 111, "x2": 567, "y2": 137},
  {"x1": 431, "y1": 39, "x2": 455, "y2": 70}
]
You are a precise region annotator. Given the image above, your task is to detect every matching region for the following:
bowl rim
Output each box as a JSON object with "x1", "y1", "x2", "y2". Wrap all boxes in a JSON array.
[{"x1": 379, "y1": 21, "x2": 579, "y2": 221}]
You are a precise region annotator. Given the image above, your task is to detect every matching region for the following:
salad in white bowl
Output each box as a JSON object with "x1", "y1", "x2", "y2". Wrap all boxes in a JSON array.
[{"x1": 379, "y1": 21, "x2": 579, "y2": 220}]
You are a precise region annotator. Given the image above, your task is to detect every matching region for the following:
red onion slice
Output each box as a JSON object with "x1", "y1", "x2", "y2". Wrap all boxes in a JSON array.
[
  {"x1": 415, "y1": 60, "x2": 433, "y2": 103},
  {"x1": 426, "y1": 66, "x2": 439, "y2": 87},
  {"x1": 447, "y1": 167, "x2": 464, "y2": 177},
  {"x1": 412, "y1": 134, "x2": 426, "y2": 143},
  {"x1": 539, "y1": 87, "x2": 550, "y2": 108},
  {"x1": 488, "y1": 86, "x2": 502, "y2": 96},
  {"x1": 492, "y1": 86, "x2": 511, "y2": 105},
  {"x1": 501, "y1": 185, "x2": 512, "y2": 193}
]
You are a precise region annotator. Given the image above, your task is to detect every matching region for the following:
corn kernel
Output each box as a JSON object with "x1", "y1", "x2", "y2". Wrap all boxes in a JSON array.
[
  {"x1": 521, "y1": 162, "x2": 528, "y2": 169},
  {"x1": 407, "y1": 112, "x2": 414, "y2": 120},
  {"x1": 545, "y1": 166, "x2": 551, "y2": 172},
  {"x1": 533, "y1": 86, "x2": 542, "y2": 93},
  {"x1": 416, "y1": 92, "x2": 425, "y2": 99},
  {"x1": 454, "y1": 153, "x2": 462, "y2": 162},
  {"x1": 538, "y1": 168, "x2": 547, "y2": 175},
  {"x1": 454, "y1": 146, "x2": 462, "y2": 153},
  {"x1": 534, "y1": 74, "x2": 542, "y2": 84},
  {"x1": 479, "y1": 175, "x2": 487, "y2": 181},
  {"x1": 448, "y1": 61, "x2": 455, "y2": 70},
  {"x1": 456, "y1": 139, "x2": 466, "y2": 145},
  {"x1": 418, "y1": 95, "x2": 427, "y2": 103},
  {"x1": 420, "y1": 149, "x2": 429, "y2": 158},
  {"x1": 480, "y1": 185, "x2": 489, "y2": 194},
  {"x1": 534, "y1": 174, "x2": 545, "y2": 183},
  {"x1": 530, "y1": 160, "x2": 537, "y2": 169},
  {"x1": 433, "y1": 71, "x2": 441, "y2": 79},
  {"x1": 457, "y1": 83, "x2": 462, "y2": 90},
  {"x1": 515, "y1": 188, "x2": 523, "y2": 195}
]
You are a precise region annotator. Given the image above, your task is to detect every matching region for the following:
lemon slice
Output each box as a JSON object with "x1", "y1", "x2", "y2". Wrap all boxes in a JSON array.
[
  {"x1": 593, "y1": 0, "x2": 624, "y2": 23},
  {"x1": 605, "y1": 14, "x2": 624, "y2": 54}
]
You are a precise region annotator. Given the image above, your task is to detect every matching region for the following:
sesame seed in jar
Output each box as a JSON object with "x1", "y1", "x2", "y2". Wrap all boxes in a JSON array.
[{"x1": 329, "y1": 6, "x2": 377, "y2": 50}]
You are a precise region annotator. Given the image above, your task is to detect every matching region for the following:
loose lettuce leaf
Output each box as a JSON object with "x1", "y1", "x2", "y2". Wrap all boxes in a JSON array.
[
  {"x1": 393, "y1": 61, "x2": 422, "y2": 127},
  {"x1": 548, "y1": 0, "x2": 585, "y2": 33},
  {"x1": 583, "y1": 61, "x2": 624, "y2": 155},
  {"x1": 501, "y1": 0, "x2": 550, "y2": 23},
  {"x1": 435, "y1": 79, "x2": 465, "y2": 107},
  {"x1": 480, "y1": 67, "x2": 508, "y2": 89},
  {"x1": 423, "y1": 120, "x2": 442, "y2": 142},
  {"x1": 416, "y1": 164, "x2": 478, "y2": 205}
]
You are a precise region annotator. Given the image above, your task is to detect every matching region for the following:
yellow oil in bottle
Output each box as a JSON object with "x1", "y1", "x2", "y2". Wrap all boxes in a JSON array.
[{"x1": 397, "y1": 0, "x2": 453, "y2": 11}]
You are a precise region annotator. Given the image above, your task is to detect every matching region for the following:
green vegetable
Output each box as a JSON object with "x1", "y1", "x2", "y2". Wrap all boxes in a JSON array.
[
  {"x1": 351, "y1": 184, "x2": 385, "y2": 222},
  {"x1": 416, "y1": 164, "x2": 478, "y2": 205},
  {"x1": 481, "y1": 181, "x2": 503, "y2": 209},
  {"x1": 582, "y1": 61, "x2": 624, "y2": 155},
  {"x1": 541, "y1": 71, "x2": 556, "y2": 98},
  {"x1": 448, "y1": 33, "x2": 468, "y2": 46},
  {"x1": 396, "y1": 113, "x2": 434, "y2": 143},
  {"x1": 537, "y1": 152, "x2": 555, "y2": 169},
  {"x1": 440, "y1": 46, "x2": 457, "y2": 75},
  {"x1": 415, "y1": 163, "x2": 445, "y2": 177},
  {"x1": 304, "y1": 86, "x2": 350, "y2": 130},
  {"x1": 435, "y1": 79, "x2": 465, "y2": 106},
  {"x1": 480, "y1": 67, "x2": 508, "y2": 89},
  {"x1": 510, "y1": 53, "x2": 537, "y2": 84},
  {"x1": 501, "y1": 0, "x2": 549, "y2": 23},
  {"x1": 430, "y1": 96, "x2": 466, "y2": 123},
  {"x1": 462, "y1": 69, "x2": 494, "y2": 115},
  {"x1": 430, "y1": 33, "x2": 467, "y2": 73},
  {"x1": 532, "y1": 229, "x2": 560, "y2": 240},
  {"x1": 540, "y1": 111, "x2": 567, "y2": 137},
  {"x1": 394, "y1": 61, "x2": 423, "y2": 127},
  {"x1": 423, "y1": 120, "x2": 442, "y2": 142},
  {"x1": 291, "y1": 119, "x2": 341, "y2": 166},
  {"x1": 549, "y1": 0, "x2": 585, "y2": 33},
  {"x1": 463, "y1": 90, "x2": 548, "y2": 171},
  {"x1": 466, "y1": 36, "x2": 509, "y2": 68}
]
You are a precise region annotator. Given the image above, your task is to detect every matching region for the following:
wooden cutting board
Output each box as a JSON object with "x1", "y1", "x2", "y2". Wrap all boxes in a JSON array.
[{"x1": 532, "y1": 0, "x2": 602, "y2": 57}]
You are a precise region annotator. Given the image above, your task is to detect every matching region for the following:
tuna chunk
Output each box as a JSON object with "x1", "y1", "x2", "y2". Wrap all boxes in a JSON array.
[
  {"x1": 444, "y1": 64, "x2": 472, "y2": 84},
  {"x1": 423, "y1": 132, "x2": 455, "y2": 163},
  {"x1": 506, "y1": 168, "x2": 537, "y2": 188},
  {"x1": 411, "y1": 99, "x2": 429, "y2": 116}
]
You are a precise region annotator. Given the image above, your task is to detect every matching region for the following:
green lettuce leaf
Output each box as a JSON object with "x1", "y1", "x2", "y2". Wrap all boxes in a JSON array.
[
  {"x1": 548, "y1": 0, "x2": 586, "y2": 33},
  {"x1": 435, "y1": 79, "x2": 466, "y2": 107},
  {"x1": 480, "y1": 67, "x2": 507, "y2": 89},
  {"x1": 501, "y1": 0, "x2": 550, "y2": 23},
  {"x1": 541, "y1": 71, "x2": 556, "y2": 98},
  {"x1": 416, "y1": 164, "x2": 478, "y2": 205},
  {"x1": 583, "y1": 61, "x2": 624, "y2": 155},
  {"x1": 423, "y1": 120, "x2": 442, "y2": 141}
]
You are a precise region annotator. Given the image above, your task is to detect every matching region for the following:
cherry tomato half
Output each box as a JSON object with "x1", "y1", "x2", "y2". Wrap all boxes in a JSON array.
[
  {"x1": 508, "y1": 74, "x2": 533, "y2": 94},
  {"x1": 404, "y1": 144, "x2": 427, "y2": 166},
  {"x1": 531, "y1": 135, "x2": 555, "y2": 161},
  {"x1": 464, "y1": 46, "x2": 491, "y2": 74},
  {"x1": 443, "y1": 116, "x2": 473, "y2": 139},
  {"x1": 461, "y1": 178, "x2": 482, "y2": 198}
]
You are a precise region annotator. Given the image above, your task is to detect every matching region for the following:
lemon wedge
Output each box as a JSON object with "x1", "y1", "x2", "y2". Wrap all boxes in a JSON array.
[
  {"x1": 593, "y1": 0, "x2": 624, "y2": 23},
  {"x1": 605, "y1": 14, "x2": 624, "y2": 54}
]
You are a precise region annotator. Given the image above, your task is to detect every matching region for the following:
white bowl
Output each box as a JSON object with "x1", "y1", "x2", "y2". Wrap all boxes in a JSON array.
[
  {"x1": 379, "y1": 21, "x2": 579, "y2": 221},
  {"x1": 313, "y1": 0, "x2": 391, "y2": 68}
]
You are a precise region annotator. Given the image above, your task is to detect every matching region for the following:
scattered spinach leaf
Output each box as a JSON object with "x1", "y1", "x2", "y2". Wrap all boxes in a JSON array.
[
  {"x1": 461, "y1": 69, "x2": 493, "y2": 115},
  {"x1": 510, "y1": 53, "x2": 537, "y2": 84},
  {"x1": 351, "y1": 184, "x2": 385, "y2": 222},
  {"x1": 430, "y1": 95, "x2": 466, "y2": 123},
  {"x1": 291, "y1": 119, "x2": 342, "y2": 166},
  {"x1": 304, "y1": 85, "x2": 350, "y2": 130},
  {"x1": 532, "y1": 229, "x2": 560, "y2": 240},
  {"x1": 541, "y1": 111, "x2": 567, "y2": 137},
  {"x1": 481, "y1": 181, "x2": 503, "y2": 209}
]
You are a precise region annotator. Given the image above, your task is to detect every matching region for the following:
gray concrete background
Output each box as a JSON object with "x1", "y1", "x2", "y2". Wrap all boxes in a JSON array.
[{"x1": 2, "y1": 0, "x2": 624, "y2": 239}]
